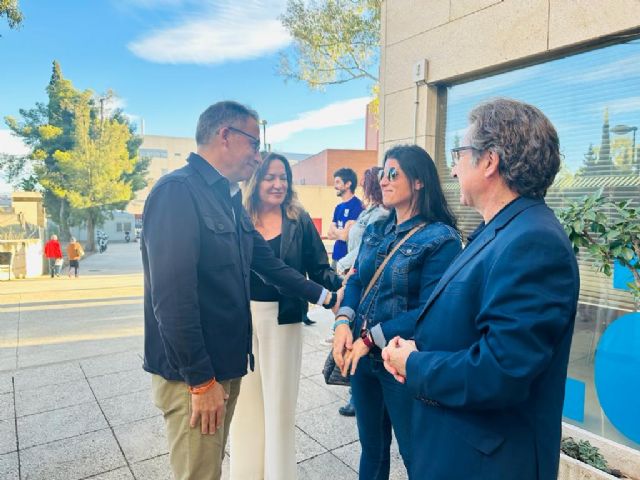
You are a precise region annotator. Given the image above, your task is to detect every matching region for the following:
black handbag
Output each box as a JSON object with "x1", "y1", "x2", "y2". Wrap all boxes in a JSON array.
[
  {"x1": 322, "y1": 351, "x2": 351, "y2": 386},
  {"x1": 322, "y1": 223, "x2": 426, "y2": 387}
]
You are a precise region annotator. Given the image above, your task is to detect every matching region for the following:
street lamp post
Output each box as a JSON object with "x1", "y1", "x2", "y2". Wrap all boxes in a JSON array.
[
  {"x1": 611, "y1": 124, "x2": 638, "y2": 174},
  {"x1": 259, "y1": 119, "x2": 268, "y2": 152}
]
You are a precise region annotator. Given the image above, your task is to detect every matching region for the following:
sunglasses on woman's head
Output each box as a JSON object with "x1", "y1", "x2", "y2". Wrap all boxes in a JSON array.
[{"x1": 378, "y1": 167, "x2": 399, "y2": 182}]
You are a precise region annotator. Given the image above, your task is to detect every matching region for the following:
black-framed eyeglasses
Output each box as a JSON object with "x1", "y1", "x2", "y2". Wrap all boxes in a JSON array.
[
  {"x1": 227, "y1": 126, "x2": 261, "y2": 153},
  {"x1": 378, "y1": 166, "x2": 399, "y2": 182},
  {"x1": 450, "y1": 146, "x2": 479, "y2": 167}
]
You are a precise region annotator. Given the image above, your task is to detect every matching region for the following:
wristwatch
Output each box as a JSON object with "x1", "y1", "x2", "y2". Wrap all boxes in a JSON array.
[
  {"x1": 360, "y1": 328, "x2": 374, "y2": 349},
  {"x1": 323, "y1": 291, "x2": 337, "y2": 309}
]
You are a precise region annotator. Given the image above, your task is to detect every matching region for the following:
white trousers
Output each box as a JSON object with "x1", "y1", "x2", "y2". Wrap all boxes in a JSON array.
[{"x1": 229, "y1": 301, "x2": 303, "y2": 480}]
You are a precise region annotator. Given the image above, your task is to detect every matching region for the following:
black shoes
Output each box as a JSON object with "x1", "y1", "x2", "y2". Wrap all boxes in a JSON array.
[
  {"x1": 338, "y1": 403, "x2": 356, "y2": 416},
  {"x1": 302, "y1": 315, "x2": 316, "y2": 325}
]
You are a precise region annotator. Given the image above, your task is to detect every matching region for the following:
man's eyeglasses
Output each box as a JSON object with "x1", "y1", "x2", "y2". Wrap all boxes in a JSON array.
[
  {"x1": 450, "y1": 146, "x2": 479, "y2": 167},
  {"x1": 378, "y1": 167, "x2": 399, "y2": 182},
  {"x1": 227, "y1": 126, "x2": 261, "y2": 153}
]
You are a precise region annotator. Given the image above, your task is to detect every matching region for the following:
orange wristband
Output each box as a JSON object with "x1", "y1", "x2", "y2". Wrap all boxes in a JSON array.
[{"x1": 188, "y1": 377, "x2": 216, "y2": 395}]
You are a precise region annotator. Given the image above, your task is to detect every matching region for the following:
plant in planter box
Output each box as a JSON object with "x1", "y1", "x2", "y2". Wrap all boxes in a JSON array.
[
  {"x1": 561, "y1": 437, "x2": 624, "y2": 477},
  {"x1": 557, "y1": 190, "x2": 640, "y2": 307}
]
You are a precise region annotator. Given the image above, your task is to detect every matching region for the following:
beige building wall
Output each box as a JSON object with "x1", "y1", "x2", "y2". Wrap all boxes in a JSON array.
[
  {"x1": 127, "y1": 135, "x2": 196, "y2": 215},
  {"x1": 296, "y1": 185, "x2": 365, "y2": 236},
  {"x1": 379, "y1": 0, "x2": 640, "y2": 159},
  {"x1": 11, "y1": 192, "x2": 45, "y2": 228}
]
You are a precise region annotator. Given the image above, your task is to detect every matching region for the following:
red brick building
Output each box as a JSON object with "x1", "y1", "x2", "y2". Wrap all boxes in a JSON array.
[{"x1": 291, "y1": 149, "x2": 377, "y2": 187}]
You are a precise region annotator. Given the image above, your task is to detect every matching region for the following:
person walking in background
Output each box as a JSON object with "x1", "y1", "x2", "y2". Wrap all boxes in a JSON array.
[
  {"x1": 142, "y1": 101, "x2": 340, "y2": 480},
  {"x1": 335, "y1": 166, "x2": 389, "y2": 417},
  {"x1": 230, "y1": 152, "x2": 343, "y2": 480},
  {"x1": 44, "y1": 234, "x2": 63, "y2": 278},
  {"x1": 333, "y1": 145, "x2": 461, "y2": 479},
  {"x1": 382, "y1": 99, "x2": 580, "y2": 480},
  {"x1": 66, "y1": 237, "x2": 84, "y2": 278}
]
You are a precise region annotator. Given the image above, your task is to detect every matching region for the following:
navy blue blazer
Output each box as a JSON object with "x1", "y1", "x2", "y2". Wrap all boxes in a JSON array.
[{"x1": 405, "y1": 197, "x2": 580, "y2": 480}]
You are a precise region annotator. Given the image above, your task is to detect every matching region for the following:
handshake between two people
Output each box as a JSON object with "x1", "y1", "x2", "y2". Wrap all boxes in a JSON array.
[{"x1": 332, "y1": 323, "x2": 418, "y2": 382}]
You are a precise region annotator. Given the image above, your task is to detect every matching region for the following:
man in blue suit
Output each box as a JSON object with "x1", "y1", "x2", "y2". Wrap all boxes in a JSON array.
[{"x1": 382, "y1": 98, "x2": 580, "y2": 480}]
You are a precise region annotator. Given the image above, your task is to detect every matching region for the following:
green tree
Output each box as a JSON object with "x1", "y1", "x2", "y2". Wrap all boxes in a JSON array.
[
  {"x1": 0, "y1": 0, "x2": 23, "y2": 30},
  {"x1": 4, "y1": 61, "x2": 81, "y2": 239},
  {"x1": 279, "y1": 0, "x2": 380, "y2": 90},
  {"x1": 577, "y1": 143, "x2": 598, "y2": 177},
  {"x1": 48, "y1": 96, "x2": 138, "y2": 251},
  {"x1": 611, "y1": 136, "x2": 634, "y2": 174},
  {"x1": 3, "y1": 61, "x2": 148, "y2": 248},
  {"x1": 598, "y1": 108, "x2": 614, "y2": 175}
]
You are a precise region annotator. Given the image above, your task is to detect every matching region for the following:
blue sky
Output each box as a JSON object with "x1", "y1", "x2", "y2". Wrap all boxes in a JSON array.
[
  {"x1": 444, "y1": 39, "x2": 640, "y2": 174},
  {"x1": 0, "y1": 0, "x2": 374, "y2": 176}
]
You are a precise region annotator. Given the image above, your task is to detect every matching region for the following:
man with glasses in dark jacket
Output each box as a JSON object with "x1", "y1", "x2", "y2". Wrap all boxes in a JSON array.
[{"x1": 142, "y1": 101, "x2": 338, "y2": 480}]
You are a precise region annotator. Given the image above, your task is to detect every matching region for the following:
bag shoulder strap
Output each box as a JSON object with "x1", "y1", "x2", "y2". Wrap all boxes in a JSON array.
[{"x1": 361, "y1": 222, "x2": 426, "y2": 302}]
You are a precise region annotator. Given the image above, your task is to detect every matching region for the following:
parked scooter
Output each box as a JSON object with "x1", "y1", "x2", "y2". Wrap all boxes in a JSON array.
[
  {"x1": 124, "y1": 231, "x2": 131, "y2": 243},
  {"x1": 97, "y1": 230, "x2": 109, "y2": 253}
]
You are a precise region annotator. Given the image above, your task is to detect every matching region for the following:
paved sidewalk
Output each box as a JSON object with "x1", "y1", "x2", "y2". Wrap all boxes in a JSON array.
[{"x1": 0, "y1": 243, "x2": 406, "y2": 479}]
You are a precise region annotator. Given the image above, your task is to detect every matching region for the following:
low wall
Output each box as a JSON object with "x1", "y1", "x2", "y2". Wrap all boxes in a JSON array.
[{"x1": 0, "y1": 239, "x2": 44, "y2": 279}]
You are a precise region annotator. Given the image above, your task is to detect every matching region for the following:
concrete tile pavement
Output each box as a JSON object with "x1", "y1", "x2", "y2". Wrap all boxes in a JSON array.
[
  {"x1": 0, "y1": 243, "x2": 408, "y2": 479},
  {"x1": 1, "y1": 319, "x2": 408, "y2": 479}
]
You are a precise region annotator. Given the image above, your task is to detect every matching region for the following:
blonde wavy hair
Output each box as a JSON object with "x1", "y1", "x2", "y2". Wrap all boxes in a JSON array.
[{"x1": 243, "y1": 152, "x2": 303, "y2": 225}]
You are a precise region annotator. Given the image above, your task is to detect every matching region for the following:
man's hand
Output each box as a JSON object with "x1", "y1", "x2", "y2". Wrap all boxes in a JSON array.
[
  {"x1": 189, "y1": 381, "x2": 229, "y2": 435},
  {"x1": 342, "y1": 267, "x2": 356, "y2": 287},
  {"x1": 332, "y1": 287, "x2": 344, "y2": 314},
  {"x1": 382, "y1": 336, "x2": 417, "y2": 383},
  {"x1": 342, "y1": 338, "x2": 370, "y2": 376},
  {"x1": 336, "y1": 220, "x2": 356, "y2": 241},
  {"x1": 333, "y1": 322, "x2": 353, "y2": 372}
]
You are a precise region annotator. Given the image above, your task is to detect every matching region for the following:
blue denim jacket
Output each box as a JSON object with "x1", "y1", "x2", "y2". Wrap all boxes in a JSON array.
[{"x1": 336, "y1": 212, "x2": 462, "y2": 348}]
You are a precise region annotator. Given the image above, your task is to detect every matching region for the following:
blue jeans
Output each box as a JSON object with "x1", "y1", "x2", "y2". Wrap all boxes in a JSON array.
[
  {"x1": 350, "y1": 354, "x2": 413, "y2": 479},
  {"x1": 48, "y1": 258, "x2": 60, "y2": 277}
]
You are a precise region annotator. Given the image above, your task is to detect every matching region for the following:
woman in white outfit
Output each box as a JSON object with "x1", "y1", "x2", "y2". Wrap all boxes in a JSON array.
[{"x1": 230, "y1": 153, "x2": 342, "y2": 480}]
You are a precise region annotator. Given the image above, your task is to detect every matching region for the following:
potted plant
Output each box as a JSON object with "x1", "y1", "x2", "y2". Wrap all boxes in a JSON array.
[
  {"x1": 558, "y1": 189, "x2": 639, "y2": 306},
  {"x1": 556, "y1": 190, "x2": 640, "y2": 479}
]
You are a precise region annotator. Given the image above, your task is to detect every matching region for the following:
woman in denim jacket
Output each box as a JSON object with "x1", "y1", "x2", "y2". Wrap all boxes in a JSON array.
[{"x1": 333, "y1": 145, "x2": 462, "y2": 479}]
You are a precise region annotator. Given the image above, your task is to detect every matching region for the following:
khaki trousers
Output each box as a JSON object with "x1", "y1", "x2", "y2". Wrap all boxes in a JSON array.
[
  {"x1": 229, "y1": 301, "x2": 303, "y2": 480},
  {"x1": 151, "y1": 374, "x2": 242, "y2": 480}
]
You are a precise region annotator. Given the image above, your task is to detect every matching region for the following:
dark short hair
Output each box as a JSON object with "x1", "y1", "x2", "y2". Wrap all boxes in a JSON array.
[
  {"x1": 333, "y1": 168, "x2": 357, "y2": 193},
  {"x1": 196, "y1": 101, "x2": 259, "y2": 146},
  {"x1": 383, "y1": 145, "x2": 457, "y2": 229},
  {"x1": 363, "y1": 166, "x2": 383, "y2": 205},
  {"x1": 468, "y1": 98, "x2": 560, "y2": 198}
]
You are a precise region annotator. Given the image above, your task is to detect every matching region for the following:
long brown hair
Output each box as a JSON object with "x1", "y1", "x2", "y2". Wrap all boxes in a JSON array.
[{"x1": 243, "y1": 152, "x2": 303, "y2": 225}]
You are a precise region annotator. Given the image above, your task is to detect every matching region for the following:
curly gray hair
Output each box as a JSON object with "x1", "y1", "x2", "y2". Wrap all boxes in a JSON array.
[{"x1": 467, "y1": 98, "x2": 560, "y2": 199}]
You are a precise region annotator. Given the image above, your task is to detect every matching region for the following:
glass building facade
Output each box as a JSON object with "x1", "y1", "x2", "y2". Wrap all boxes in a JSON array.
[{"x1": 440, "y1": 39, "x2": 640, "y2": 450}]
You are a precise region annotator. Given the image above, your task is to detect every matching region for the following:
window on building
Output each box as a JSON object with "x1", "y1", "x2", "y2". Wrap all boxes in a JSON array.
[
  {"x1": 116, "y1": 223, "x2": 123, "y2": 232},
  {"x1": 123, "y1": 222, "x2": 132, "y2": 232},
  {"x1": 440, "y1": 38, "x2": 640, "y2": 450},
  {"x1": 139, "y1": 148, "x2": 168, "y2": 158}
]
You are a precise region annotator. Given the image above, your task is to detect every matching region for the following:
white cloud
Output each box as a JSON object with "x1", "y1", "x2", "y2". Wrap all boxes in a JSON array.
[
  {"x1": 127, "y1": 0, "x2": 291, "y2": 65},
  {"x1": 268, "y1": 97, "x2": 371, "y2": 143},
  {"x1": 590, "y1": 96, "x2": 640, "y2": 116},
  {"x1": 558, "y1": 53, "x2": 640, "y2": 85},
  {"x1": 0, "y1": 130, "x2": 30, "y2": 156},
  {"x1": 450, "y1": 64, "x2": 546, "y2": 102}
]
